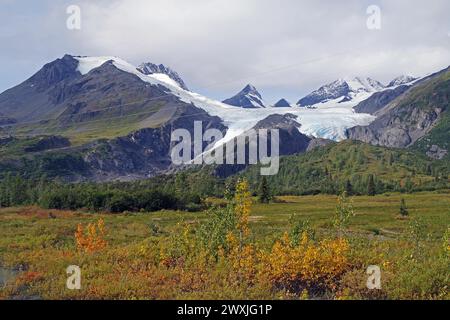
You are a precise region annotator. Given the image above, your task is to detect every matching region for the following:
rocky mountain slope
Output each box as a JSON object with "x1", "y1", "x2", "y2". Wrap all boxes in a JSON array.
[
  {"x1": 353, "y1": 85, "x2": 411, "y2": 115},
  {"x1": 347, "y1": 66, "x2": 450, "y2": 158}
]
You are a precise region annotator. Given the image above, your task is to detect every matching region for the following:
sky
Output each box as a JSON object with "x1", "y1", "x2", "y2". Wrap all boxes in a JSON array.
[{"x1": 0, "y1": 0, "x2": 449, "y2": 104}]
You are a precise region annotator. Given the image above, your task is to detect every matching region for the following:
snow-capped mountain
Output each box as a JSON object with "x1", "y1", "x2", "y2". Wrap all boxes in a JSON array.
[
  {"x1": 0, "y1": 55, "x2": 376, "y2": 146},
  {"x1": 297, "y1": 77, "x2": 385, "y2": 107},
  {"x1": 387, "y1": 75, "x2": 417, "y2": 87},
  {"x1": 1, "y1": 53, "x2": 446, "y2": 182},
  {"x1": 273, "y1": 98, "x2": 291, "y2": 108},
  {"x1": 222, "y1": 84, "x2": 266, "y2": 108},
  {"x1": 137, "y1": 62, "x2": 188, "y2": 90}
]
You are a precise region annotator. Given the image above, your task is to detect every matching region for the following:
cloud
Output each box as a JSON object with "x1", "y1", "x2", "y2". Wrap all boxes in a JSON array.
[{"x1": 1, "y1": 0, "x2": 449, "y2": 103}]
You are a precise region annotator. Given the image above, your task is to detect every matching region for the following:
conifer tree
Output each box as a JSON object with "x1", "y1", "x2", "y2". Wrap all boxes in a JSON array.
[
  {"x1": 258, "y1": 176, "x2": 271, "y2": 203},
  {"x1": 367, "y1": 174, "x2": 376, "y2": 196}
]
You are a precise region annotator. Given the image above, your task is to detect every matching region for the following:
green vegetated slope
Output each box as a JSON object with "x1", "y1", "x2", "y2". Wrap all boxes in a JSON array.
[
  {"x1": 0, "y1": 136, "x2": 87, "y2": 180},
  {"x1": 9, "y1": 100, "x2": 168, "y2": 146},
  {"x1": 1, "y1": 138, "x2": 449, "y2": 195},
  {"x1": 241, "y1": 140, "x2": 450, "y2": 195}
]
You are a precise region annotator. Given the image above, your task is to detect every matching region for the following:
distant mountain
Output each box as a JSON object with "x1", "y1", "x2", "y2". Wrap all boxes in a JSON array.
[
  {"x1": 387, "y1": 75, "x2": 417, "y2": 87},
  {"x1": 137, "y1": 62, "x2": 188, "y2": 90},
  {"x1": 222, "y1": 84, "x2": 266, "y2": 108},
  {"x1": 273, "y1": 98, "x2": 291, "y2": 108},
  {"x1": 297, "y1": 77, "x2": 385, "y2": 106},
  {"x1": 0, "y1": 53, "x2": 447, "y2": 182}
]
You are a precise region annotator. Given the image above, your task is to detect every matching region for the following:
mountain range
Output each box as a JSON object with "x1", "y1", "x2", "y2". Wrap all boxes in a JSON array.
[{"x1": 0, "y1": 54, "x2": 448, "y2": 181}]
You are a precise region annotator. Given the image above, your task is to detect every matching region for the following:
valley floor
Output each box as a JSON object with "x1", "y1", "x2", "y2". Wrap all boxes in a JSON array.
[{"x1": 0, "y1": 191, "x2": 449, "y2": 300}]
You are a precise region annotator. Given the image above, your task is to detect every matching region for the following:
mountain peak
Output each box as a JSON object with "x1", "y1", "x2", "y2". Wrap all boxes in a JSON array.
[
  {"x1": 137, "y1": 62, "x2": 188, "y2": 90},
  {"x1": 345, "y1": 77, "x2": 385, "y2": 92},
  {"x1": 297, "y1": 77, "x2": 385, "y2": 106},
  {"x1": 222, "y1": 84, "x2": 266, "y2": 108},
  {"x1": 387, "y1": 75, "x2": 417, "y2": 87},
  {"x1": 273, "y1": 98, "x2": 291, "y2": 108},
  {"x1": 242, "y1": 84, "x2": 258, "y2": 93}
]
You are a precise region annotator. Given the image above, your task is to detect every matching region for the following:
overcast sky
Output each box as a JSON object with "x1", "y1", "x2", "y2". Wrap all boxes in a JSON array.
[{"x1": 1, "y1": 0, "x2": 449, "y2": 103}]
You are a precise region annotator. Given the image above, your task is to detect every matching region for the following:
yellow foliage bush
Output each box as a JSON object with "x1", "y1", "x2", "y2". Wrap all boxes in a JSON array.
[{"x1": 260, "y1": 232, "x2": 350, "y2": 294}]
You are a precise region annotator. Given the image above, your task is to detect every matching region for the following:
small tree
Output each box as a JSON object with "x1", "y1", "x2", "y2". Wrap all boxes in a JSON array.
[
  {"x1": 334, "y1": 191, "x2": 355, "y2": 238},
  {"x1": 258, "y1": 176, "x2": 271, "y2": 203},
  {"x1": 399, "y1": 198, "x2": 409, "y2": 217},
  {"x1": 234, "y1": 179, "x2": 252, "y2": 248},
  {"x1": 367, "y1": 174, "x2": 376, "y2": 196},
  {"x1": 289, "y1": 215, "x2": 315, "y2": 245}
]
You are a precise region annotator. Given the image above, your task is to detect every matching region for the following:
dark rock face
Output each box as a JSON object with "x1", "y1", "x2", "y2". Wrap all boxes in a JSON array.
[
  {"x1": 137, "y1": 62, "x2": 189, "y2": 90},
  {"x1": 81, "y1": 104, "x2": 227, "y2": 181},
  {"x1": 24, "y1": 136, "x2": 70, "y2": 153},
  {"x1": 28, "y1": 55, "x2": 80, "y2": 91},
  {"x1": 273, "y1": 98, "x2": 291, "y2": 108},
  {"x1": 253, "y1": 113, "x2": 312, "y2": 155},
  {"x1": 0, "y1": 136, "x2": 14, "y2": 146},
  {"x1": 0, "y1": 55, "x2": 81, "y2": 122},
  {"x1": 223, "y1": 84, "x2": 265, "y2": 108},
  {"x1": 354, "y1": 85, "x2": 410, "y2": 114}
]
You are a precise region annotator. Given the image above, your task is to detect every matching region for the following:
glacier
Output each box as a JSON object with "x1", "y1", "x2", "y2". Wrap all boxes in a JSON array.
[{"x1": 74, "y1": 56, "x2": 376, "y2": 144}]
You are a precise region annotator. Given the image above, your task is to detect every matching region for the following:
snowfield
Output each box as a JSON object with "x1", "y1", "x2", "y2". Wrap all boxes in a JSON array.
[{"x1": 75, "y1": 56, "x2": 376, "y2": 143}]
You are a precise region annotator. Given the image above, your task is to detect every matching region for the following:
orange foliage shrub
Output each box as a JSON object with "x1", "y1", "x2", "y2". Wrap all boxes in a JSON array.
[
  {"x1": 75, "y1": 218, "x2": 107, "y2": 253},
  {"x1": 16, "y1": 271, "x2": 44, "y2": 284}
]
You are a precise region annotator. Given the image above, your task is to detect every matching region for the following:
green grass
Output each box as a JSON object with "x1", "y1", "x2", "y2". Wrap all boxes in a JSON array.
[
  {"x1": 0, "y1": 191, "x2": 448, "y2": 259},
  {"x1": 256, "y1": 192, "x2": 448, "y2": 240}
]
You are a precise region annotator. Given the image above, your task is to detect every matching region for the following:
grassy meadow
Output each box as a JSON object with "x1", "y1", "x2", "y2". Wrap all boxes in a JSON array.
[{"x1": 0, "y1": 189, "x2": 449, "y2": 300}]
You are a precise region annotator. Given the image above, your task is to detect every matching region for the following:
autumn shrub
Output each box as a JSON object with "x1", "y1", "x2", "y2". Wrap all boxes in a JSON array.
[
  {"x1": 259, "y1": 232, "x2": 351, "y2": 295},
  {"x1": 75, "y1": 218, "x2": 107, "y2": 253}
]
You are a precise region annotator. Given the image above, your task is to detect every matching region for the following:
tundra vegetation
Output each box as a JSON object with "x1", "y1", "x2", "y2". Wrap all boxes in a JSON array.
[{"x1": 0, "y1": 180, "x2": 448, "y2": 300}]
